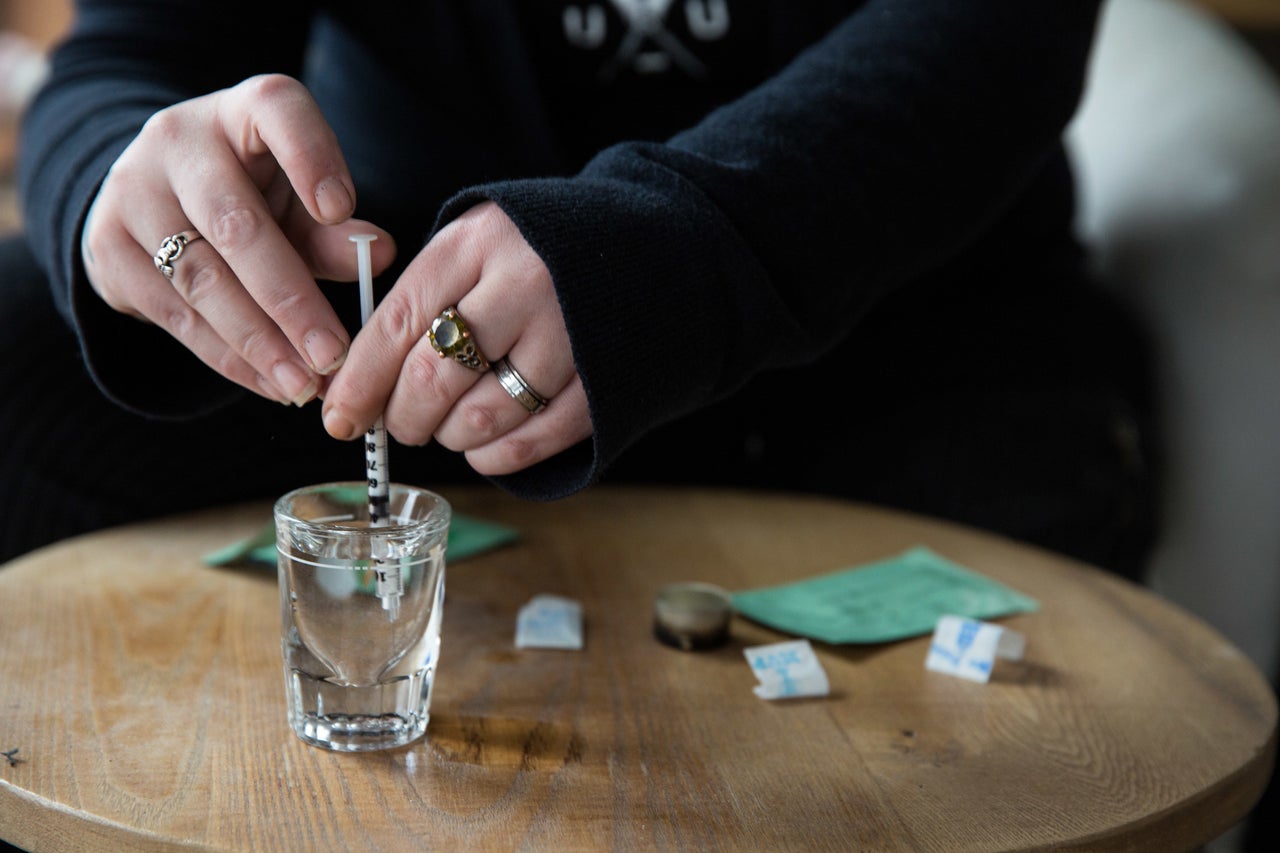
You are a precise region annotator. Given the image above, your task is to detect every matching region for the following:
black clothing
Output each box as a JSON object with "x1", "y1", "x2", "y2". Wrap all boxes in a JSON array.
[{"x1": 4, "y1": 0, "x2": 1159, "y2": 575}]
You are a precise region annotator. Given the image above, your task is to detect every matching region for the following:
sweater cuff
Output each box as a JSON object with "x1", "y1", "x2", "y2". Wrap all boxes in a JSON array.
[{"x1": 436, "y1": 153, "x2": 776, "y2": 499}]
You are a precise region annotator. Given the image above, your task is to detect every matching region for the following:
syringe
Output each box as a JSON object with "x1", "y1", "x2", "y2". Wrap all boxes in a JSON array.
[{"x1": 351, "y1": 234, "x2": 400, "y2": 620}]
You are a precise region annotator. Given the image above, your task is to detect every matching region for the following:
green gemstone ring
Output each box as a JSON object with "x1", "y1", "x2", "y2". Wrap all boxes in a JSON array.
[{"x1": 428, "y1": 306, "x2": 490, "y2": 372}]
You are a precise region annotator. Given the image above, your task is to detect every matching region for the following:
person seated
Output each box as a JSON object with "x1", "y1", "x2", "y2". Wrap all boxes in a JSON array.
[{"x1": 0, "y1": 0, "x2": 1157, "y2": 580}]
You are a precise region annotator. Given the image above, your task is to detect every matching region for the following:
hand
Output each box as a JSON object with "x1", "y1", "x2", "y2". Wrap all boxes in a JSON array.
[
  {"x1": 321, "y1": 202, "x2": 592, "y2": 476},
  {"x1": 80, "y1": 74, "x2": 396, "y2": 406}
]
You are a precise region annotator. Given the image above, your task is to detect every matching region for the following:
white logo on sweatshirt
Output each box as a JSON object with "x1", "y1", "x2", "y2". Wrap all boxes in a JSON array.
[{"x1": 563, "y1": 0, "x2": 731, "y2": 81}]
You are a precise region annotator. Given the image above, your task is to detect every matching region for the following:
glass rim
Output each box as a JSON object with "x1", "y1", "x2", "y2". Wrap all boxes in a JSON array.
[{"x1": 273, "y1": 480, "x2": 451, "y2": 537}]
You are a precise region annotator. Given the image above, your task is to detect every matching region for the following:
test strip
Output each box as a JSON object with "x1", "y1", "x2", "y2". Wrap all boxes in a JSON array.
[
  {"x1": 743, "y1": 639, "x2": 830, "y2": 700},
  {"x1": 925, "y1": 615, "x2": 1025, "y2": 683}
]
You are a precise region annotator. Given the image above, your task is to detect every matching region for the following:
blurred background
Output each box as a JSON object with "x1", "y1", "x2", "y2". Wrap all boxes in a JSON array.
[
  {"x1": 0, "y1": 0, "x2": 70, "y2": 233},
  {"x1": 1066, "y1": 5, "x2": 1280, "y2": 847}
]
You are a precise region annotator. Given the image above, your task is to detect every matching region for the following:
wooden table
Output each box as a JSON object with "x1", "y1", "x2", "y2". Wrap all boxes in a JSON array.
[{"x1": 0, "y1": 486, "x2": 1274, "y2": 851}]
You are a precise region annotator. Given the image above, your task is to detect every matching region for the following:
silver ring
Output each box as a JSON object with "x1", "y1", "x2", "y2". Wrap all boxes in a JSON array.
[
  {"x1": 494, "y1": 357, "x2": 549, "y2": 414},
  {"x1": 154, "y1": 231, "x2": 203, "y2": 280},
  {"x1": 428, "y1": 306, "x2": 490, "y2": 372}
]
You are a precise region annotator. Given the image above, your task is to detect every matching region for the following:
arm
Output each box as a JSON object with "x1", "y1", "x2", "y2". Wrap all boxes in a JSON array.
[{"x1": 442, "y1": 0, "x2": 1105, "y2": 498}]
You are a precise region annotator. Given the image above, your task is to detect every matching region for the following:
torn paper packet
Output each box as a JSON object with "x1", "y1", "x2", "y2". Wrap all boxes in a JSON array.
[
  {"x1": 515, "y1": 594, "x2": 584, "y2": 650},
  {"x1": 744, "y1": 639, "x2": 830, "y2": 700},
  {"x1": 925, "y1": 614, "x2": 1025, "y2": 683}
]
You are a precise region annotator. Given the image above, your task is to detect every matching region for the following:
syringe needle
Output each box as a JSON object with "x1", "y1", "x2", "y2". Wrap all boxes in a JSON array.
[{"x1": 351, "y1": 234, "x2": 400, "y2": 620}]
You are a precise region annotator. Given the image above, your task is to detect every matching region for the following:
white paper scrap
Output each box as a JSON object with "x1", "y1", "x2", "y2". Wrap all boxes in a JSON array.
[
  {"x1": 925, "y1": 615, "x2": 1025, "y2": 683},
  {"x1": 515, "y1": 594, "x2": 583, "y2": 650},
  {"x1": 743, "y1": 639, "x2": 830, "y2": 700}
]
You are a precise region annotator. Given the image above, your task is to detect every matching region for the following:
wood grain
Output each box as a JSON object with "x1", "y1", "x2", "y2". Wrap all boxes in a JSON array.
[{"x1": 0, "y1": 486, "x2": 1274, "y2": 851}]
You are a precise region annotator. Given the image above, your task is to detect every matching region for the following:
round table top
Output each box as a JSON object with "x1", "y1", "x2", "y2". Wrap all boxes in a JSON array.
[{"x1": 0, "y1": 485, "x2": 1274, "y2": 852}]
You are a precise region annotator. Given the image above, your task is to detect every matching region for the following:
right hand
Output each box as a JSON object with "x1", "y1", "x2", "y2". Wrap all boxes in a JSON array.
[{"x1": 80, "y1": 73, "x2": 396, "y2": 406}]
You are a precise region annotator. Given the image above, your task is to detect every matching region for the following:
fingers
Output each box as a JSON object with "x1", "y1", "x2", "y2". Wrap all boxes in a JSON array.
[
  {"x1": 85, "y1": 226, "x2": 286, "y2": 401},
  {"x1": 218, "y1": 74, "x2": 356, "y2": 227},
  {"x1": 281, "y1": 204, "x2": 397, "y2": 283},
  {"x1": 322, "y1": 202, "x2": 587, "y2": 475},
  {"x1": 184, "y1": 83, "x2": 353, "y2": 375},
  {"x1": 321, "y1": 215, "x2": 489, "y2": 439},
  {"x1": 464, "y1": 375, "x2": 593, "y2": 476},
  {"x1": 162, "y1": 231, "x2": 325, "y2": 405},
  {"x1": 426, "y1": 336, "x2": 569, "y2": 449},
  {"x1": 104, "y1": 174, "x2": 328, "y2": 405},
  {"x1": 82, "y1": 74, "x2": 395, "y2": 406}
]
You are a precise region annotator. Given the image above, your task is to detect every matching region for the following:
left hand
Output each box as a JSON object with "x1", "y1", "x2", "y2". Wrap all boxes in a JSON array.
[
  {"x1": 321, "y1": 202, "x2": 592, "y2": 475},
  {"x1": 79, "y1": 74, "x2": 396, "y2": 406}
]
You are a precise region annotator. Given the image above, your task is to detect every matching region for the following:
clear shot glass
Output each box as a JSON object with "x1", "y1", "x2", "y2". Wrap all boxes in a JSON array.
[{"x1": 274, "y1": 482, "x2": 451, "y2": 752}]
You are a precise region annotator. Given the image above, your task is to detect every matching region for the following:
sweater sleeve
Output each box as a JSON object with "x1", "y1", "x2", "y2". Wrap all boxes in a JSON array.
[
  {"x1": 17, "y1": 0, "x2": 312, "y2": 417},
  {"x1": 442, "y1": 0, "x2": 1103, "y2": 500}
]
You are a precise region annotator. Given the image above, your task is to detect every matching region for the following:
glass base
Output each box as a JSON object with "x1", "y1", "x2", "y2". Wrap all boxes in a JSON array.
[{"x1": 287, "y1": 668, "x2": 433, "y2": 752}]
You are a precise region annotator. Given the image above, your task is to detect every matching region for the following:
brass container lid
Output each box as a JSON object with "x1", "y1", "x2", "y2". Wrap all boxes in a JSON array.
[{"x1": 653, "y1": 582, "x2": 733, "y2": 651}]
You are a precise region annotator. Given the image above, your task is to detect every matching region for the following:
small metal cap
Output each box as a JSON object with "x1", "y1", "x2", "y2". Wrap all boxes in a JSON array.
[{"x1": 653, "y1": 582, "x2": 733, "y2": 651}]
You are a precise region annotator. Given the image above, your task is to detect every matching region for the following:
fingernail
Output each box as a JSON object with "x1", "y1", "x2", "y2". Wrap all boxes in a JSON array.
[
  {"x1": 256, "y1": 373, "x2": 291, "y2": 405},
  {"x1": 304, "y1": 328, "x2": 348, "y2": 375},
  {"x1": 315, "y1": 178, "x2": 353, "y2": 223},
  {"x1": 323, "y1": 406, "x2": 357, "y2": 441},
  {"x1": 273, "y1": 361, "x2": 319, "y2": 407}
]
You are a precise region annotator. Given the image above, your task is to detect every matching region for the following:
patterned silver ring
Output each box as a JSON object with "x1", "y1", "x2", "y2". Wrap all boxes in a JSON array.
[
  {"x1": 494, "y1": 357, "x2": 550, "y2": 414},
  {"x1": 154, "y1": 231, "x2": 203, "y2": 280}
]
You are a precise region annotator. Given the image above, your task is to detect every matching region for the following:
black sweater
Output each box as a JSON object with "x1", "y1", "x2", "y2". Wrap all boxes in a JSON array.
[{"x1": 19, "y1": 0, "x2": 1110, "y2": 501}]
